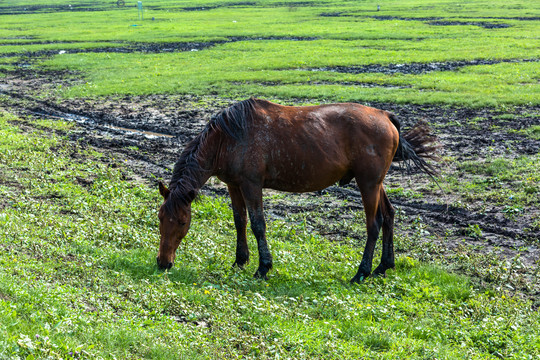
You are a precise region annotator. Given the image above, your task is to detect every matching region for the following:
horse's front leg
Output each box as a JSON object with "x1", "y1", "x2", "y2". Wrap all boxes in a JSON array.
[
  {"x1": 241, "y1": 182, "x2": 273, "y2": 280},
  {"x1": 228, "y1": 184, "x2": 249, "y2": 268}
]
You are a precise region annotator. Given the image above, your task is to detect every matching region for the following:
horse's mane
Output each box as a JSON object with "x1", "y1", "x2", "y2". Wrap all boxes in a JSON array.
[{"x1": 165, "y1": 98, "x2": 257, "y2": 212}]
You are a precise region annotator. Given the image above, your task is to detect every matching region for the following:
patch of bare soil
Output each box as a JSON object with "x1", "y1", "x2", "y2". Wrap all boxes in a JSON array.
[
  {"x1": 0, "y1": 37, "x2": 319, "y2": 59},
  {"x1": 148, "y1": 1, "x2": 257, "y2": 12},
  {"x1": 307, "y1": 58, "x2": 538, "y2": 75},
  {"x1": 370, "y1": 16, "x2": 513, "y2": 29},
  {"x1": 1, "y1": 68, "x2": 538, "y2": 301},
  {"x1": 0, "y1": 3, "x2": 108, "y2": 15},
  {"x1": 0, "y1": 42, "x2": 217, "y2": 57},
  {"x1": 321, "y1": 13, "x2": 524, "y2": 28},
  {"x1": 427, "y1": 20, "x2": 511, "y2": 29},
  {"x1": 231, "y1": 80, "x2": 410, "y2": 89}
]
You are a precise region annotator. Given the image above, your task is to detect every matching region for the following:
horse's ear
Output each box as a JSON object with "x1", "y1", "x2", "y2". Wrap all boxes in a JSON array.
[{"x1": 158, "y1": 181, "x2": 170, "y2": 200}]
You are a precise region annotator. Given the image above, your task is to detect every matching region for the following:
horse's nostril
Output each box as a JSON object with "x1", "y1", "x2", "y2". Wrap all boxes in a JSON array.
[{"x1": 167, "y1": 262, "x2": 173, "y2": 270}]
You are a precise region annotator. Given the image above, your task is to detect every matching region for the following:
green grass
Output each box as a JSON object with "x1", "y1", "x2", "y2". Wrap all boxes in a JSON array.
[
  {"x1": 1, "y1": 0, "x2": 539, "y2": 106},
  {"x1": 1, "y1": 112, "x2": 539, "y2": 359},
  {"x1": 40, "y1": 51, "x2": 539, "y2": 107},
  {"x1": 1, "y1": 0, "x2": 540, "y2": 357},
  {"x1": 435, "y1": 154, "x2": 540, "y2": 234},
  {"x1": 451, "y1": 155, "x2": 540, "y2": 209},
  {"x1": 521, "y1": 125, "x2": 540, "y2": 140}
]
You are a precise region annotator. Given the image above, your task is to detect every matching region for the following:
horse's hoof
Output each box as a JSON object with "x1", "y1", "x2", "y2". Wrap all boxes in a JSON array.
[
  {"x1": 373, "y1": 264, "x2": 393, "y2": 278},
  {"x1": 253, "y1": 267, "x2": 269, "y2": 280},
  {"x1": 253, "y1": 272, "x2": 268, "y2": 280},
  {"x1": 350, "y1": 271, "x2": 371, "y2": 283},
  {"x1": 232, "y1": 258, "x2": 249, "y2": 269},
  {"x1": 372, "y1": 269, "x2": 387, "y2": 278}
]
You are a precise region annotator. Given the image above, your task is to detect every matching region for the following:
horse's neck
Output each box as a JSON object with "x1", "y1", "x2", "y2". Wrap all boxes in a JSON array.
[
  {"x1": 188, "y1": 162, "x2": 213, "y2": 192},
  {"x1": 174, "y1": 130, "x2": 219, "y2": 192},
  {"x1": 195, "y1": 130, "x2": 220, "y2": 184}
]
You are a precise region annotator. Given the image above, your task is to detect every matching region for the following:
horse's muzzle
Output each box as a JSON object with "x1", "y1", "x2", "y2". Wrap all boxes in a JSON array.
[{"x1": 156, "y1": 257, "x2": 174, "y2": 270}]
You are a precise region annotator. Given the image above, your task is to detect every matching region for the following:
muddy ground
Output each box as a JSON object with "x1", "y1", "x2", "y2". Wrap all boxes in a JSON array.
[
  {"x1": 309, "y1": 58, "x2": 538, "y2": 75},
  {"x1": 0, "y1": 37, "x2": 319, "y2": 59},
  {"x1": 1, "y1": 65, "x2": 539, "y2": 302}
]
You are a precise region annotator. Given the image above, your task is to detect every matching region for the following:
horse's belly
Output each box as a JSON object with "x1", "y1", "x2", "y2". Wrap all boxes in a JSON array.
[
  {"x1": 263, "y1": 180, "x2": 336, "y2": 193},
  {"x1": 263, "y1": 162, "x2": 347, "y2": 192}
]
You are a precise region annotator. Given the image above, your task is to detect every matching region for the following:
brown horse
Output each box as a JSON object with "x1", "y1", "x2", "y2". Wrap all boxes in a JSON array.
[{"x1": 157, "y1": 97, "x2": 438, "y2": 282}]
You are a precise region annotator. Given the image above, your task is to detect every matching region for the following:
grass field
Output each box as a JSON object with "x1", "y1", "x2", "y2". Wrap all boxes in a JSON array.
[
  {"x1": 1, "y1": 0, "x2": 539, "y2": 359},
  {"x1": 0, "y1": 112, "x2": 539, "y2": 359},
  {"x1": 1, "y1": 0, "x2": 539, "y2": 106}
]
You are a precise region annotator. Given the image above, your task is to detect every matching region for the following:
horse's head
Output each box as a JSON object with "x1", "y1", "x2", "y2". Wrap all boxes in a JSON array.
[{"x1": 156, "y1": 181, "x2": 193, "y2": 270}]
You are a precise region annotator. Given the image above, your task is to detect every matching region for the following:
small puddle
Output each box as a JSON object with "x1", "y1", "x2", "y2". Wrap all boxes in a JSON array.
[
  {"x1": 31, "y1": 110, "x2": 174, "y2": 139},
  {"x1": 104, "y1": 124, "x2": 174, "y2": 138}
]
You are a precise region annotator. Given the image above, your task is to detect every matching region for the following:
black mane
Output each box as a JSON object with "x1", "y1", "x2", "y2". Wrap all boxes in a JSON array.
[
  {"x1": 210, "y1": 97, "x2": 256, "y2": 142},
  {"x1": 165, "y1": 98, "x2": 257, "y2": 212}
]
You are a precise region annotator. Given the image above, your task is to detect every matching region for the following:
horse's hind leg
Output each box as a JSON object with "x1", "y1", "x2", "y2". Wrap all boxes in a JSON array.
[
  {"x1": 373, "y1": 187, "x2": 395, "y2": 277},
  {"x1": 351, "y1": 183, "x2": 383, "y2": 283},
  {"x1": 228, "y1": 184, "x2": 250, "y2": 268}
]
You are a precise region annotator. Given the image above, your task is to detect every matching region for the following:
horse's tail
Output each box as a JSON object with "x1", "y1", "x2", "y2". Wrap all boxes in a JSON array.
[{"x1": 389, "y1": 113, "x2": 440, "y2": 180}]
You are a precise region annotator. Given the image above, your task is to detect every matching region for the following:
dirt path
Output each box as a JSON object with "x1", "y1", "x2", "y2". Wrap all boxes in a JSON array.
[{"x1": 1, "y1": 68, "x2": 538, "y2": 301}]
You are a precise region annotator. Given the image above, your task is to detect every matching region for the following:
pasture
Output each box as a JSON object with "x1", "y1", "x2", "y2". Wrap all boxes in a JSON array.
[{"x1": 0, "y1": 0, "x2": 539, "y2": 358}]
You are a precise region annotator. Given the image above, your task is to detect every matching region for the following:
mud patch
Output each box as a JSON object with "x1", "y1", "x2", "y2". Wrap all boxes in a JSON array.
[
  {"x1": 227, "y1": 36, "x2": 319, "y2": 42},
  {"x1": 0, "y1": 40, "x2": 114, "y2": 47},
  {"x1": 147, "y1": 1, "x2": 327, "y2": 12},
  {"x1": 484, "y1": 16, "x2": 540, "y2": 21},
  {"x1": 319, "y1": 12, "x2": 352, "y2": 17},
  {"x1": 181, "y1": 2, "x2": 257, "y2": 11},
  {"x1": 231, "y1": 80, "x2": 411, "y2": 89},
  {"x1": 0, "y1": 42, "x2": 217, "y2": 58},
  {"x1": 271, "y1": 1, "x2": 329, "y2": 7},
  {"x1": 1, "y1": 37, "x2": 319, "y2": 59},
  {"x1": 370, "y1": 16, "x2": 444, "y2": 21},
  {"x1": 428, "y1": 20, "x2": 511, "y2": 29},
  {"x1": 304, "y1": 58, "x2": 537, "y2": 75},
  {"x1": 371, "y1": 15, "x2": 512, "y2": 29},
  {"x1": 0, "y1": 3, "x2": 109, "y2": 15},
  {"x1": 323, "y1": 14, "x2": 513, "y2": 29},
  {"x1": 145, "y1": 1, "x2": 257, "y2": 12}
]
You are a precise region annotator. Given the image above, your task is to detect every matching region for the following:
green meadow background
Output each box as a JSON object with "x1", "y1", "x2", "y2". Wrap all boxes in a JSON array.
[{"x1": 0, "y1": 1, "x2": 539, "y2": 359}]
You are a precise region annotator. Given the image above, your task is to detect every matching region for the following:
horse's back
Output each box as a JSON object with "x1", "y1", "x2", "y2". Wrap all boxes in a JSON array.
[
  {"x1": 217, "y1": 99, "x2": 399, "y2": 192},
  {"x1": 252, "y1": 99, "x2": 398, "y2": 150}
]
